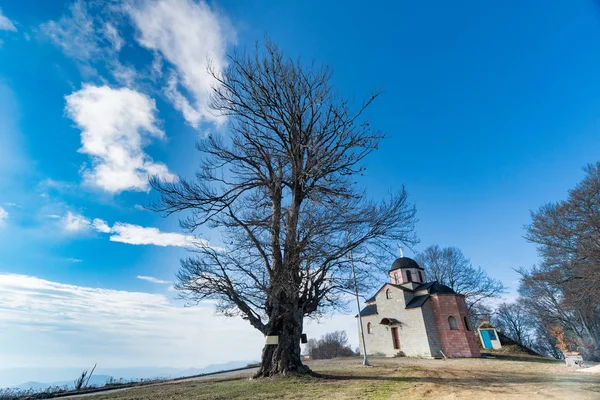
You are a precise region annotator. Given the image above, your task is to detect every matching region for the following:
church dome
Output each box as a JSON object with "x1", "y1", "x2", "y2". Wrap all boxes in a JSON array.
[{"x1": 390, "y1": 257, "x2": 423, "y2": 271}]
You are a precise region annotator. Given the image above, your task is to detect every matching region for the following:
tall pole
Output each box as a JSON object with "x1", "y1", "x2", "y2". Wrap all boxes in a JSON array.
[{"x1": 350, "y1": 248, "x2": 370, "y2": 366}]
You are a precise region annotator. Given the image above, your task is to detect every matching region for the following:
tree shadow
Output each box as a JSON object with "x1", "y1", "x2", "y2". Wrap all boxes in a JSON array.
[
  {"x1": 309, "y1": 369, "x2": 599, "y2": 391},
  {"x1": 480, "y1": 353, "x2": 562, "y2": 364}
]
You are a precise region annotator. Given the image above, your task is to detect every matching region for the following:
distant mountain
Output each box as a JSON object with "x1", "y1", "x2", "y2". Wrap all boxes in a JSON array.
[
  {"x1": 13, "y1": 381, "x2": 51, "y2": 391},
  {"x1": 8, "y1": 361, "x2": 257, "y2": 392},
  {"x1": 14, "y1": 375, "x2": 113, "y2": 391}
]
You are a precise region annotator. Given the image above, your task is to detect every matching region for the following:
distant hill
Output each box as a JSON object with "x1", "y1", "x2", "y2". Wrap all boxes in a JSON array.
[
  {"x1": 14, "y1": 375, "x2": 113, "y2": 391},
  {"x1": 9, "y1": 361, "x2": 257, "y2": 392}
]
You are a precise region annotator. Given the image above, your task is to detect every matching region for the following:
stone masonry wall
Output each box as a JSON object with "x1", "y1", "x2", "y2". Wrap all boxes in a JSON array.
[
  {"x1": 429, "y1": 294, "x2": 481, "y2": 358},
  {"x1": 420, "y1": 299, "x2": 443, "y2": 357},
  {"x1": 358, "y1": 285, "x2": 434, "y2": 357}
]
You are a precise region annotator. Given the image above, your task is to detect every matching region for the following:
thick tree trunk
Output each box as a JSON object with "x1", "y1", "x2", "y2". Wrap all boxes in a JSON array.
[{"x1": 254, "y1": 308, "x2": 309, "y2": 377}]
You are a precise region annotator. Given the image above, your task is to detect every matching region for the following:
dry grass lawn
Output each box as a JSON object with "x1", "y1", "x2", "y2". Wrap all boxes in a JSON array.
[{"x1": 88, "y1": 355, "x2": 600, "y2": 400}]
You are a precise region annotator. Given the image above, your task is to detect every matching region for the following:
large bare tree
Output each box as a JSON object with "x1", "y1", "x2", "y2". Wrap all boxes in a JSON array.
[
  {"x1": 523, "y1": 163, "x2": 600, "y2": 360},
  {"x1": 150, "y1": 41, "x2": 418, "y2": 376},
  {"x1": 413, "y1": 245, "x2": 505, "y2": 312}
]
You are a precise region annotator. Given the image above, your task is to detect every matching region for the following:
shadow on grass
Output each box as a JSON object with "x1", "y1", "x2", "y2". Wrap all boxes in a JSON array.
[
  {"x1": 480, "y1": 353, "x2": 563, "y2": 364},
  {"x1": 308, "y1": 369, "x2": 599, "y2": 390}
]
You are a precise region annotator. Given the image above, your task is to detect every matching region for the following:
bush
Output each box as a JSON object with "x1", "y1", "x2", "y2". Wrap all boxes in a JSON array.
[{"x1": 305, "y1": 331, "x2": 357, "y2": 359}]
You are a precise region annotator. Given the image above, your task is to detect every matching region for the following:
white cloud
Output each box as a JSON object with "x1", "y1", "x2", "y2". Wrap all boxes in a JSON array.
[
  {"x1": 0, "y1": 274, "x2": 264, "y2": 377},
  {"x1": 67, "y1": 258, "x2": 83, "y2": 263},
  {"x1": 108, "y1": 222, "x2": 213, "y2": 248},
  {"x1": 137, "y1": 275, "x2": 172, "y2": 284},
  {"x1": 87, "y1": 217, "x2": 219, "y2": 249},
  {"x1": 65, "y1": 85, "x2": 177, "y2": 193},
  {"x1": 0, "y1": 8, "x2": 17, "y2": 32},
  {"x1": 0, "y1": 206, "x2": 8, "y2": 222},
  {"x1": 126, "y1": 0, "x2": 233, "y2": 127},
  {"x1": 62, "y1": 211, "x2": 91, "y2": 232},
  {"x1": 91, "y1": 218, "x2": 111, "y2": 233}
]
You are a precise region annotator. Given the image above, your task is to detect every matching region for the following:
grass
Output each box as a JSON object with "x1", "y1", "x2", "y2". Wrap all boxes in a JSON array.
[{"x1": 81, "y1": 355, "x2": 600, "y2": 400}]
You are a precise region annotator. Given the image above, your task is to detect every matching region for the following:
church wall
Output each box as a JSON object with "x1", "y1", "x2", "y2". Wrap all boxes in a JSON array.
[
  {"x1": 358, "y1": 285, "x2": 434, "y2": 358},
  {"x1": 421, "y1": 299, "x2": 443, "y2": 357},
  {"x1": 429, "y1": 294, "x2": 481, "y2": 358},
  {"x1": 456, "y1": 295, "x2": 481, "y2": 356}
]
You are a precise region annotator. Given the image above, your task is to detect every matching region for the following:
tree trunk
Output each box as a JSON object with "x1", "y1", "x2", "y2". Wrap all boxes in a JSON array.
[{"x1": 254, "y1": 307, "x2": 309, "y2": 377}]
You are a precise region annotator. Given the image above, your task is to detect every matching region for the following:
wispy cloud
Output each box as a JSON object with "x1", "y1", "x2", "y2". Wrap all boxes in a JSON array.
[
  {"x1": 91, "y1": 218, "x2": 111, "y2": 233},
  {"x1": 0, "y1": 8, "x2": 17, "y2": 32},
  {"x1": 126, "y1": 0, "x2": 234, "y2": 127},
  {"x1": 108, "y1": 223, "x2": 214, "y2": 248},
  {"x1": 0, "y1": 274, "x2": 263, "y2": 373},
  {"x1": 57, "y1": 212, "x2": 219, "y2": 249},
  {"x1": 61, "y1": 211, "x2": 90, "y2": 232},
  {"x1": 40, "y1": 1, "x2": 134, "y2": 85},
  {"x1": 137, "y1": 275, "x2": 172, "y2": 284},
  {"x1": 67, "y1": 258, "x2": 83, "y2": 263},
  {"x1": 103, "y1": 22, "x2": 123, "y2": 51},
  {"x1": 40, "y1": 1, "x2": 101, "y2": 61},
  {"x1": 0, "y1": 206, "x2": 8, "y2": 224},
  {"x1": 65, "y1": 85, "x2": 177, "y2": 193}
]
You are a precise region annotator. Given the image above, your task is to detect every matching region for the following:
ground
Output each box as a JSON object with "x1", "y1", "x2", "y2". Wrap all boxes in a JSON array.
[{"x1": 81, "y1": 355, "x2": 599, "y2": 400}]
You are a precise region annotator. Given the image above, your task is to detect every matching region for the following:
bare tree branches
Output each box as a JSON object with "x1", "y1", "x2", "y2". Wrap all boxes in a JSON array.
[
  {"x1": 413, "y1": 245, "x2": 505, "y2": 311},
  {"x1": 522, "y1": 163, "x2": 600, "y2": 360},
  {"x1": 150, "y1": 40, "x2": 418, "y2": 376}
]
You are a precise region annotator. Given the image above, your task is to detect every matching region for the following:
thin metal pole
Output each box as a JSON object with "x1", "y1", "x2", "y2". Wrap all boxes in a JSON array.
[{"x1": 350, "y1": 248, "x2": 370, "y2": 366}]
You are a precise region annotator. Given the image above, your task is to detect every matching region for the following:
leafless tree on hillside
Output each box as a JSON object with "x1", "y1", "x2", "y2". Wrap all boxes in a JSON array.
[
  {"x1": 523, "y1": 163, "x2": 600, "y2": 360},
  {"x1": 414, "y1": 245, "x2": 505, "y2": 313}
]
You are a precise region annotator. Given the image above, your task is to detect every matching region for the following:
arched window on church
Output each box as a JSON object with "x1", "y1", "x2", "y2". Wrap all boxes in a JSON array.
[
  {"x1": 463, "y1": 316, "x2": 471, "y2": 331},
  {"x1": 367, "y1": 322, "x2": 373, "y2": 334},
  {"x1": 418, "y1": 271, "x2": 423, "y2": 282},
  {"x1": 386, "y1": 288, "x2": 392, "y2": 299},
  {"x1": 406, "y1": 270, "x2": 413, "y2": 283},
  {"x1": 448, "y1": 316, "x2": 458, "y2": 330}
]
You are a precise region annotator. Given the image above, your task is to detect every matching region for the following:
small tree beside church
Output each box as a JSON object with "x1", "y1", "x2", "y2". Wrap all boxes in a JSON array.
[{"x1": 150, "y1": 40, "x2": 418, "y2": 377}]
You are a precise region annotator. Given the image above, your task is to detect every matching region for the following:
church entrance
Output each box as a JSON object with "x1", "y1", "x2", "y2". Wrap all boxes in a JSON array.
[{"x1": 391, "y1": 327, "x2": 400, "y2": 349}]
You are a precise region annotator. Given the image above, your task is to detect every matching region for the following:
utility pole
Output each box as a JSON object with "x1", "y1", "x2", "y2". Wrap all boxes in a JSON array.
[{"x1": 350, "y1": 247, "x2": 370, "y2": 366}]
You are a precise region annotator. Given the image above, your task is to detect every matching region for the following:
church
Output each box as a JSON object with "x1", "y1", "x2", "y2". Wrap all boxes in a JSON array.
[{"x1": 356, "y1": 256, "x2": 481, "y2": 358}]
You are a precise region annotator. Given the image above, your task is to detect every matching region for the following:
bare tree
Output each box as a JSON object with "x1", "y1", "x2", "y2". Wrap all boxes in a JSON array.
[
  {"x1": 492, "y1": 303, "x2": 533, "y2": 347},
  {"x1": 469, "y1": 302, "x2": 493, "y2": 329},
  {"x1": 524, "y1": 163, "x2": 600, "y2": 360},
  {"x1": 305, "y1": 331, "x2": 355, "y2": 359},
  {"x1": 414, "y1": 245, "x2": 505, "y2": 312},
  {"x1": 150, "y1": 40, "x2": 418, "y2": 377}
]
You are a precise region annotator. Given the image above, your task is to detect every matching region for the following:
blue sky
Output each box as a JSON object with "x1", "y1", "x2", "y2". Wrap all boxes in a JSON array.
[{"x1": 1, "y1": 0, "x2": 600, "y2": 385}]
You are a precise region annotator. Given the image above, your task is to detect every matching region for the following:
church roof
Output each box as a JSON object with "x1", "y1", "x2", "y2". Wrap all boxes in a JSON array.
[
  {"x1": 365, "y1": 280, "x2": 456, "y2": 302},
  {"x1": 389, "y1": 257, "x2": 424, "y2": 272},
  {"x1": 362, "y1": 281, "x2": 457, "y2": 311},
  {"x1": 405, "y1": 294, "x2": 430, "y2": 309},
  {"x1": 427, "y1": 282, "x2": 456, "y2": 295},
  {"x1": 355, "y1": 304, "x2": 378, "y2": 318}
]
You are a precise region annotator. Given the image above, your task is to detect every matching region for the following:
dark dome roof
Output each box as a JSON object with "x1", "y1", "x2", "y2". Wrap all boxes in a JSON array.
[{"x1": 390, "y1": 257, "x2": 423, "y2": 271}]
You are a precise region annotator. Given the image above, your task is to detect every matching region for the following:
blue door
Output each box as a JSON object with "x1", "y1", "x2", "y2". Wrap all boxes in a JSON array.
[{"x1": 481, "y1": 330, "x2": 492, "y2": 349}]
